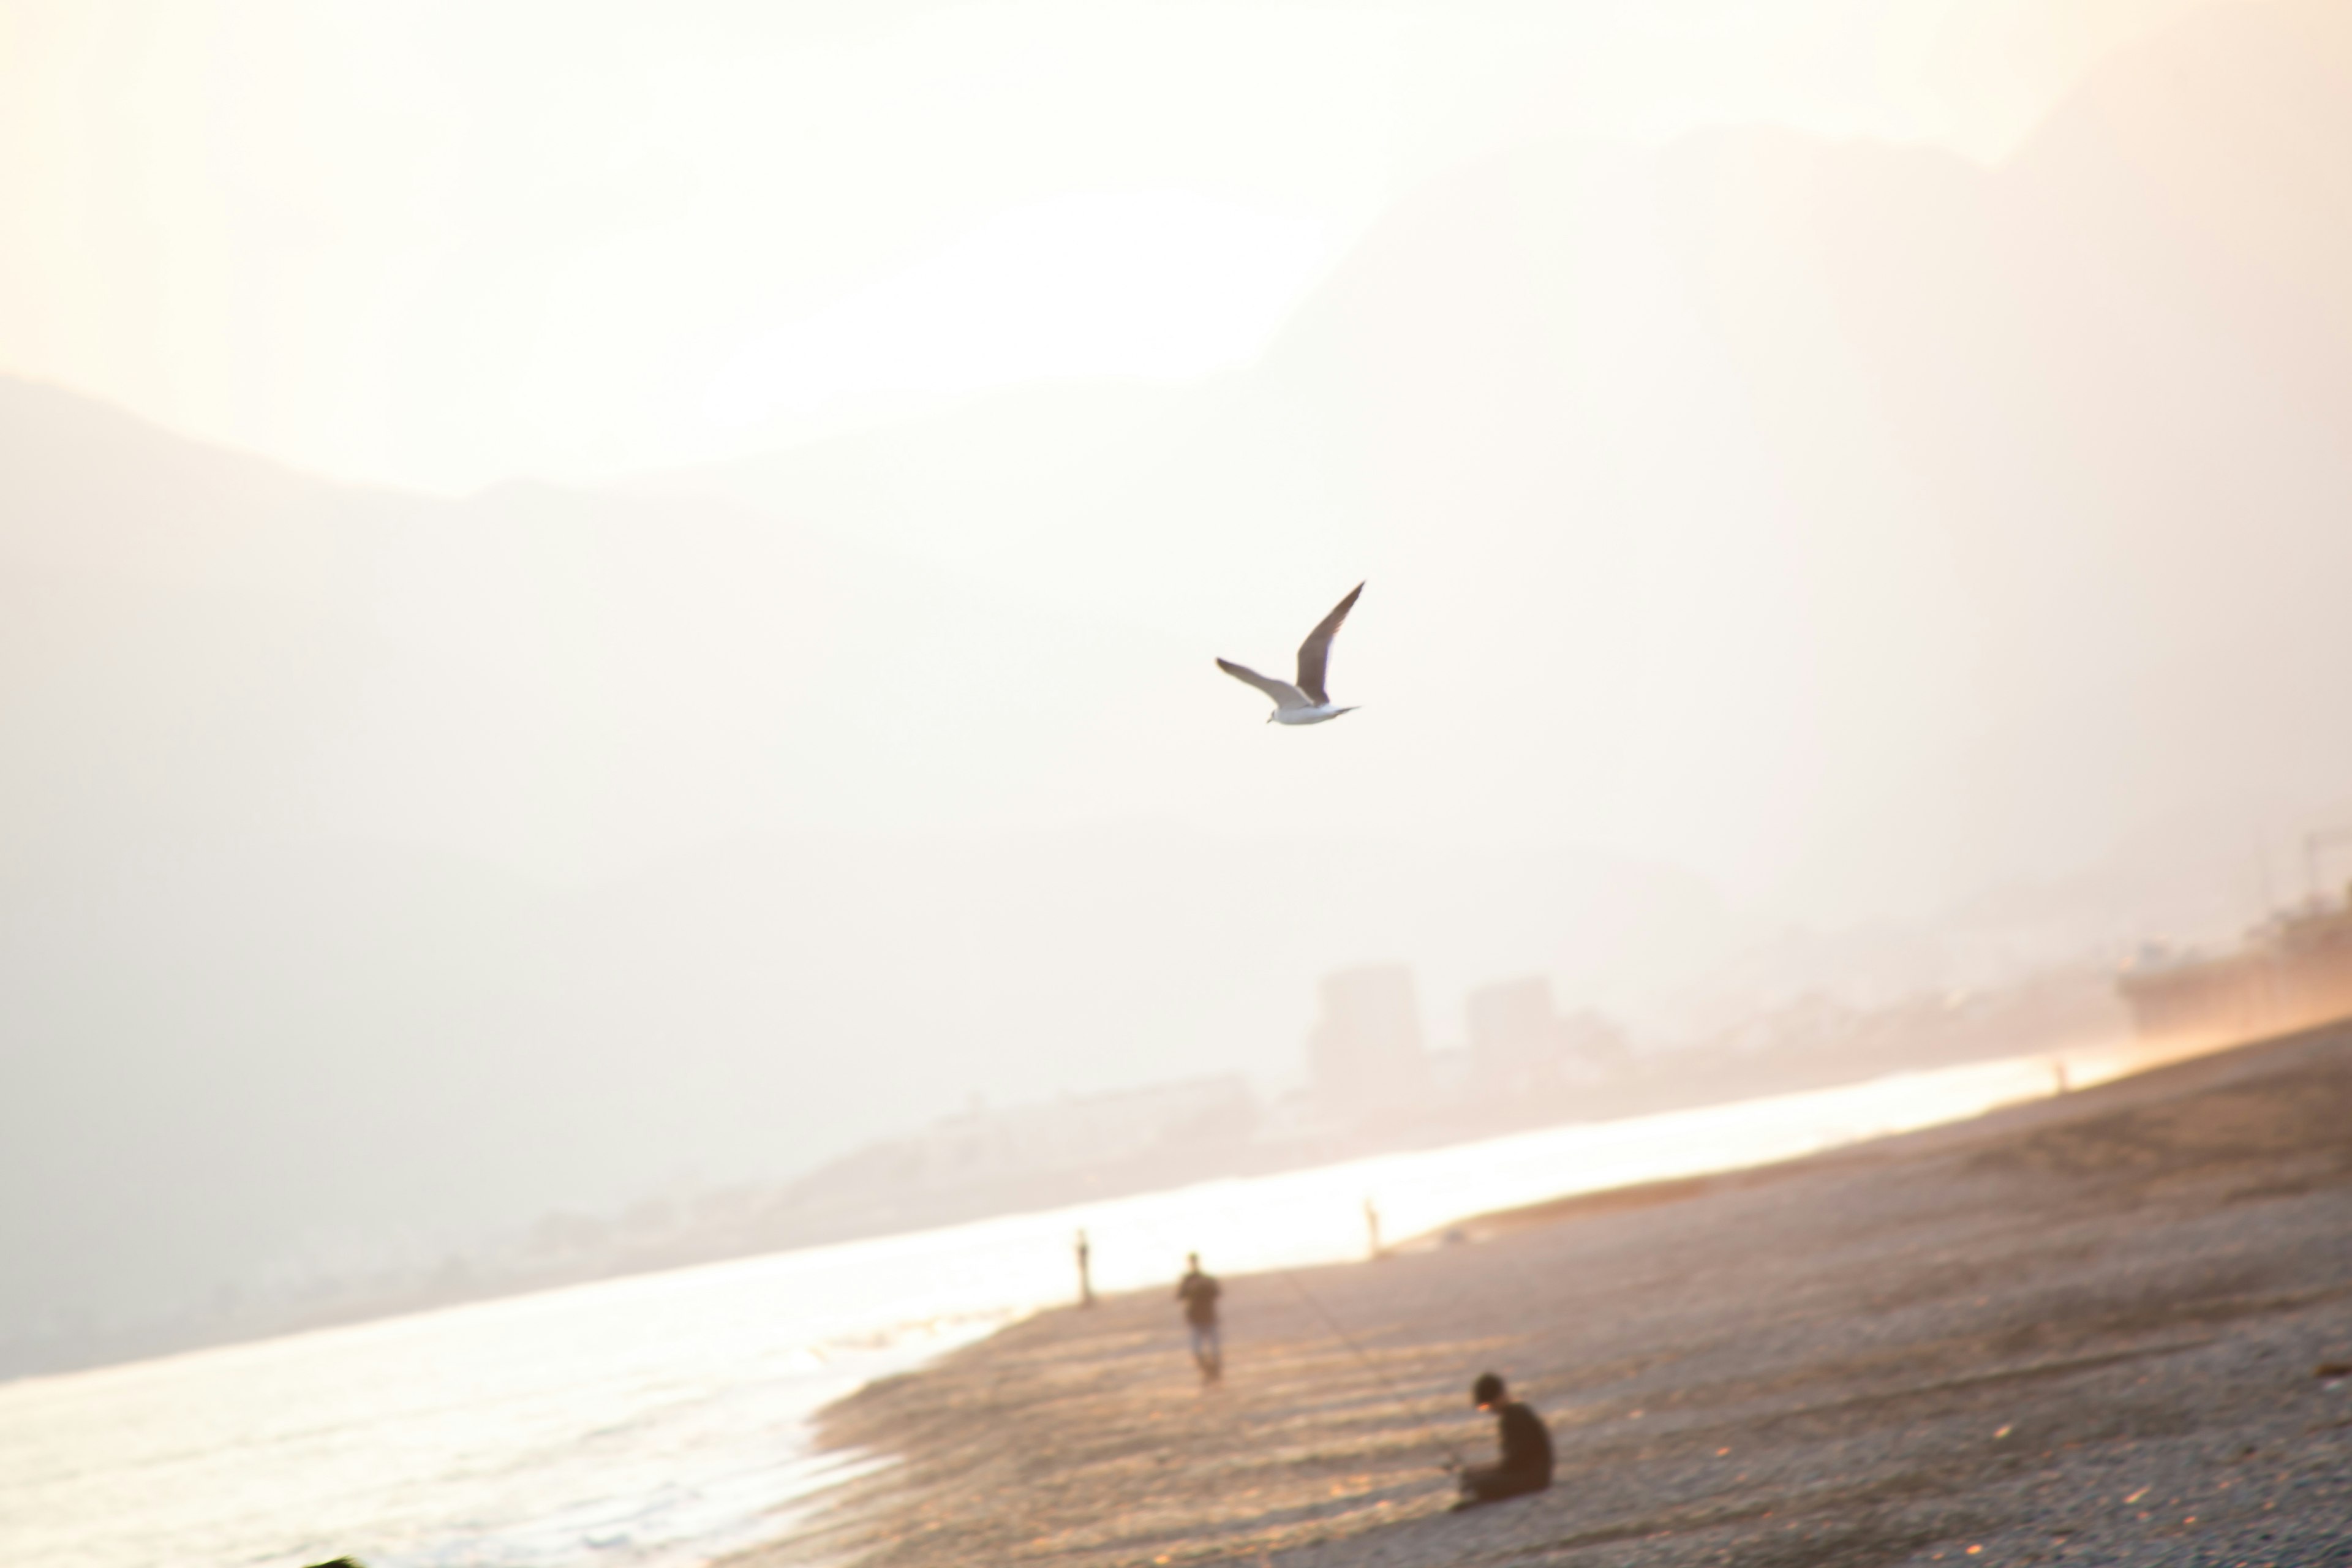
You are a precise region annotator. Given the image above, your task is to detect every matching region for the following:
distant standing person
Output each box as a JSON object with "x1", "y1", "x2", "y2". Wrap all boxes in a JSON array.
[
  {"x1": 1175, "y1": 1253, "x2": 1223, "y2": 1384},
  {"x1": 1453, "y1": 1371, "x2": 1551, "y2": 1509},
  {"x1": 1075, "y1": 1229, "x2": 1094, "y2": 1308}
]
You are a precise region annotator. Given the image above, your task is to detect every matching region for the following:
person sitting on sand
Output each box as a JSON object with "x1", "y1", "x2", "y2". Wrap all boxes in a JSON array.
[
  {"x1": 1452, "y1": 1371, "x2": 1551, "y2": 1508},
  {"x1": 1175, "y1": 1253, "x2": 1223, "y2": 1384}
]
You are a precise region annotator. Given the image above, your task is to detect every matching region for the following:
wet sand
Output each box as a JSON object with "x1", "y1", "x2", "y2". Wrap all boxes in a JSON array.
[{"x1": 735, "y1": 1027, "x2": 2352, "y2": 1568}]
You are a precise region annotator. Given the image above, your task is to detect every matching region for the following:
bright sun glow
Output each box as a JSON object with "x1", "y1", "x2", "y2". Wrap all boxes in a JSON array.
[
  {"x1": 0, "y1": 0, "x2": 2206, "y2": 491},
  {"x1": 696, "y1": 189, "x2": 1333, "y2": 437}
]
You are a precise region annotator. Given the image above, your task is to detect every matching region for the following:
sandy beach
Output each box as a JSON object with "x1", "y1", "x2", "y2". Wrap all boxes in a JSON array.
[{"x1": 737, "y1": 1027, "x2": 2352, "y2": 1568}]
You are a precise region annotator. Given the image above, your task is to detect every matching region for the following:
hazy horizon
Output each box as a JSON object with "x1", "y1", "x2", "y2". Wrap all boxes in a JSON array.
[{"x1": 9, "y1": 0, "x2": 2352, "y2": 1367}]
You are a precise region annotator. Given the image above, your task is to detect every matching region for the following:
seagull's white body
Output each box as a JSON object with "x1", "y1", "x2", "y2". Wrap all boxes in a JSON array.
[
  {"x1": 1270, "y1": 701, "x2": 1357, "y2": 726},
  {"x1": 1217, "y1": 583, "x2": 1365, "y2": 725}
]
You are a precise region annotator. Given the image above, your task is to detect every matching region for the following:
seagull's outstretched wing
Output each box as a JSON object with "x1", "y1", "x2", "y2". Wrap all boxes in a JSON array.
[
  {"x1": 1216, "y1": 657, "x2": 1311, "y2": 710},
  {"x1": 1293, "y1": 582, "x2": 1363, "y2": 706}
]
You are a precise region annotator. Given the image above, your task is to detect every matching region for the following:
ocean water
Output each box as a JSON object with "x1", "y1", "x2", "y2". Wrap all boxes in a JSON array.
[{"x1": 0, "y1": 1044, "x2": 2157, "y2": 1568}]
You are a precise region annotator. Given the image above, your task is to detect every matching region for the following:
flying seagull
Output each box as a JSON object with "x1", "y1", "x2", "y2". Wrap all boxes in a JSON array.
[{"x1": 1216, "y1": 583, "x2": 1365, "y2": 725}]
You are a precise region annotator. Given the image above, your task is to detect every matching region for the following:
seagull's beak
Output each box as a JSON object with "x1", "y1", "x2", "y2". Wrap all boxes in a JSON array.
[{"x1": 1265, "y1": 712, "x2": 1275, "y2": 724}]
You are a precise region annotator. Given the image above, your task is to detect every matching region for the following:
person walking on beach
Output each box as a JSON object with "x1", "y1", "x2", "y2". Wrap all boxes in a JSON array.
[
  {"x1": 1175, "y1": 1253, "x2": 1223, "y2": 1384},
  {"x1": 1452, "y1": 1371, "x2": 1551, "y2": 1509}
]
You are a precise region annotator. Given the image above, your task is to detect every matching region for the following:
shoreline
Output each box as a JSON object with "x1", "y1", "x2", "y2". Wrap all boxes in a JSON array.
[
  {"x1": 1, "y1": 1032, "x2": 2168, "y2": 1391},
  {"x1": 728, "y1": 1025, "x2": 2352, "y2": 1567}
]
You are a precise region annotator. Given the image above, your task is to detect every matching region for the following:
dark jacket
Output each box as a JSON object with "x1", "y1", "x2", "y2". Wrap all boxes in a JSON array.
[
  {"x1": 1175, "y1": 1268, "x2": 1221, "y2": 1326},
  {"x1": 1494, "y1": 1400, "x2": 1553, "y2": 1485}
]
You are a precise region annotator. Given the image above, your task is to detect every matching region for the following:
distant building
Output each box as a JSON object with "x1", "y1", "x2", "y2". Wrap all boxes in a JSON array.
[
  {"x1": 1466, "y1": 975, "x2": 1628, "y2": 1093},
  {"x1": 1308, "y1": 963, "x2": 1427, "y2": 1119},
  {"x1": 1467, "y1": 976, "x2": 1555, "y2": 1087}
]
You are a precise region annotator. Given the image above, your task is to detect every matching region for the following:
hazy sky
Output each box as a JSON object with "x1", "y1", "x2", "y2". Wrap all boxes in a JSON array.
[
  {"x1": 2, "y1": 0, "x2": 2206, "y2": 491},
  {"x1": 16, "y1": 0, "x2": 2352, "y2": 1356}
]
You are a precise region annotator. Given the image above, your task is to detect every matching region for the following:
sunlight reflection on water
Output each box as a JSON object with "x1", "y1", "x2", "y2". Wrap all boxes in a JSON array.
[{"x1": 0, "y1": 1040, "x2": 2164, "y2": 1568}]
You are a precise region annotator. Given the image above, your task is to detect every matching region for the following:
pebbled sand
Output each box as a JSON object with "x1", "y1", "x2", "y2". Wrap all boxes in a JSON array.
[{"x1": 735, "y1": 1027, "x2": 2352, "y2": 1568}]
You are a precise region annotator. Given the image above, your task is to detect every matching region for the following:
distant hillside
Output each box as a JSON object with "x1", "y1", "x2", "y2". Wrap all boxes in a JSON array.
[
  {"x1": 1654, "y1": 0, "x2": 2352, "y2": 896},
  {"x1": 0, "y1": 379, "x2": 1749, "y2": 1377},
  {"x1": 17, "y1": 0, "x2": 2352, "y2": 1379},
  {"x1": 650, "y1": 0, "x2": 2352, "y2": 926}
]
